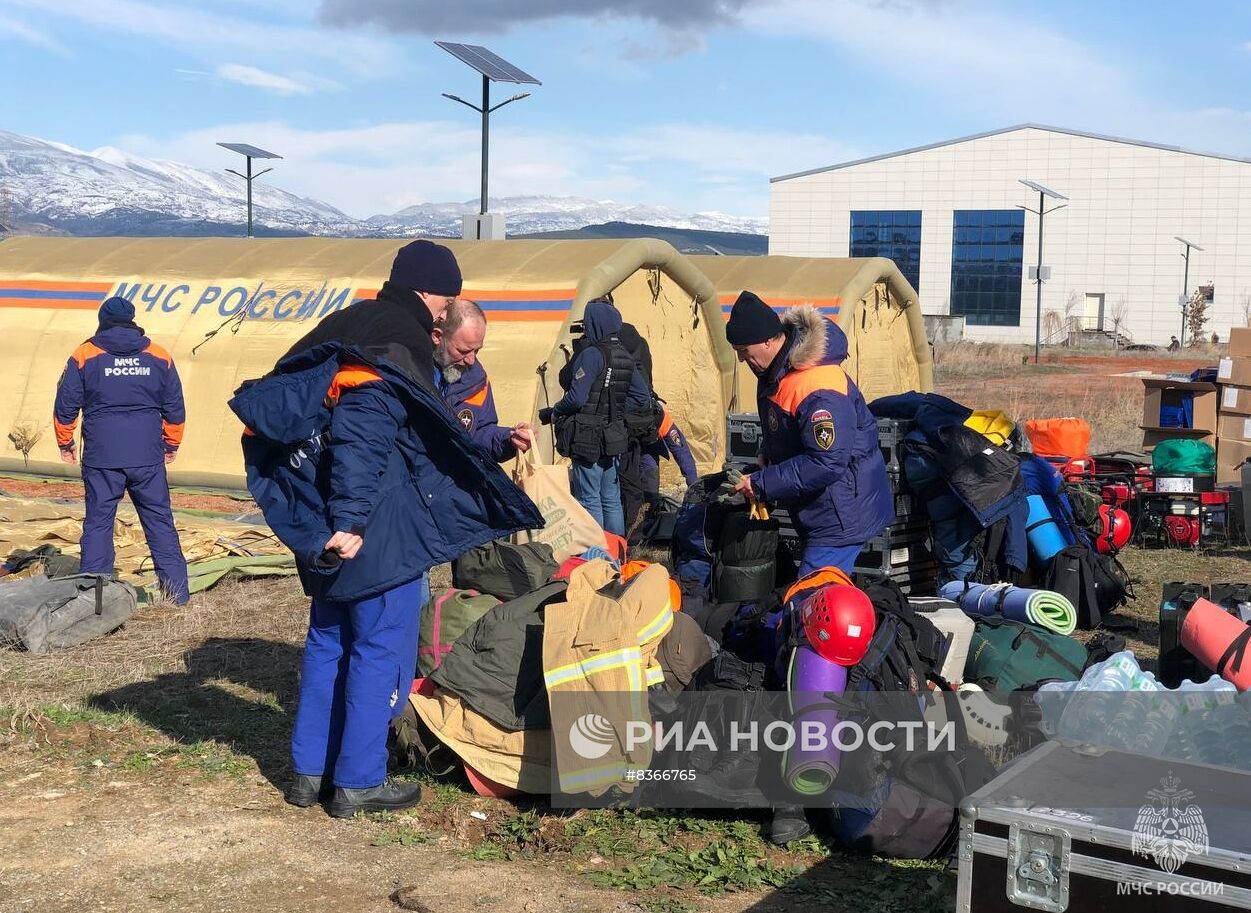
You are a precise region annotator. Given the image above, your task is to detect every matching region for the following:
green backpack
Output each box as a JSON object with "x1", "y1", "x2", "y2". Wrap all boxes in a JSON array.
[
  {"x1": 418, "y1": 588, "x2": 500, "y2": 677},
  {"x1": 964, "y1": 616, "x2": 1088, "y2": 691},
  {"x1": 1152, "y1": 439, "x2": 1216, "y2": 476}
]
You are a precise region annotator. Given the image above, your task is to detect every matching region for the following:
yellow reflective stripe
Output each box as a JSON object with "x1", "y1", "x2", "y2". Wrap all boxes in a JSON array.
[
  {"x1": 645, "y1": 665, "x2": 666, "y2": 687},
  {"x1": 544, "y1": 646, "x2": 643, "y2": 688},
  {"x1": 558, "y1": 762, "x2": 632, "y2": 791},
  {"x1": 636, "y1": 603, "x2": 674, "y2": 645}
]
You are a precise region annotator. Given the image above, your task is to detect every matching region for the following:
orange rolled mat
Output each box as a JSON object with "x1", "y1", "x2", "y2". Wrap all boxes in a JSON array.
[{"x1": 1181, "y1": 597, "x2": 1251, "y2": 691}]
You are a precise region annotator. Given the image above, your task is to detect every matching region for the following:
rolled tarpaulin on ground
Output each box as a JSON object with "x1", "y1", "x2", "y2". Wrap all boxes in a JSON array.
[
  {"x1": 783, "y1": 645, "x2": 848, "y2": 796},
  {"x1": 1181, "y1": 598, "x2": 1251, "y2": 691},
  {"x1": 1025, "y1": 494, "x2": 1070, "y2": 565},
  {"x1": 938, "y1": 581, "x2": 1077, "y2": 636}
]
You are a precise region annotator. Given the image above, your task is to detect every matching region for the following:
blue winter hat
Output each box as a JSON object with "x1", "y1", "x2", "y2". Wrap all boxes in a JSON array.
[
  {"x1": 97, "y1": 296, "x2": 136, "y2": 329},
  {"x1": 389, "y1": 240, "x2": 463, "y2": 297}
]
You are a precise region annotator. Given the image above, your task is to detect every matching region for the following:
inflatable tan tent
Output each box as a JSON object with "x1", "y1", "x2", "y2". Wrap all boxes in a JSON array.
[
  {"x1": 690, "y1": 255, "x2": 933, "y2": 404},
  {"x1": 0, "y1": 237, "x2": 731, "y2": 489}
]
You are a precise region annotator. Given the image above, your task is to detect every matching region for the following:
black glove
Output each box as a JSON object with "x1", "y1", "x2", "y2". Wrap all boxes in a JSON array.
[{"x1": 538, "y1": 407, "x2": 554, "y2": 426}]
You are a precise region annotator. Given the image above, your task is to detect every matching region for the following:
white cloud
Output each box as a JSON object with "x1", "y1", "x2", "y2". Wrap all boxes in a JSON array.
[
  {"x1": 214, "y1": 64, "x2": 339, "y2": 96},
  {"x1": 742, "y1": 0, "x2": 1133, "y2": 122},
  {"x1": 0, "y1": 0, "x2": 399, "y2": 75},
  {"x1": 0, "y1": 12, "x2": 66, "y2": 52},
  {"x1": 116, "y1": 116, "x2": 844, "y2": 218}
]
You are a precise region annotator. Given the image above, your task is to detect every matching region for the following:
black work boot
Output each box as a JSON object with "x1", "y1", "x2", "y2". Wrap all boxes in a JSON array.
[
  {"x1": 767, "y1": 805, "x2": 811, "y2": 846},
  {"x1": 285, "y1": 774, "x2": 334, "y2": 808},
  {"x1": 325, "y1": 779, "x2": 422, "y2": 819}
]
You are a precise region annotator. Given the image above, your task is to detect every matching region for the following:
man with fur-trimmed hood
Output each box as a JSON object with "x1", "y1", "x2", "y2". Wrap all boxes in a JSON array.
[{"x1": 726, "y1": 290, "x2": 894, "y2": 577}]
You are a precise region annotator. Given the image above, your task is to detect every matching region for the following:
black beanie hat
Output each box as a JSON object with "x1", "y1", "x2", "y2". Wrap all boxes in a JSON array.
[
  {"x1": 389, "y1": 240, "x2": 463, "y2": 297},
  {"x1": 725, "y1": 290, "x2": 783, "y2": 346}
]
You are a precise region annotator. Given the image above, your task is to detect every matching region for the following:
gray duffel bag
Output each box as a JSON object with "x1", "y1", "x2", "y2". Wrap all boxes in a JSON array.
[{"x1": 0, "y1": 574, "x2": 138, "y2": 653}]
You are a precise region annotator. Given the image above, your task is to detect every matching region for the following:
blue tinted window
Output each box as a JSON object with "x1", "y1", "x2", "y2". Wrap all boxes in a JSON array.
[
  {"x1": 949, "y1": 210, "x2": 1025, "y2": 326},
  {"x1": 850, "y1": 210, "x2": 922, "y2": 292}
]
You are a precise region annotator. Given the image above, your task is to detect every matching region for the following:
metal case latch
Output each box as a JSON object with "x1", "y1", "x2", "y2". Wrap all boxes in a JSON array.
[{"x1": 1006, "y1": 822, "x2": 1071, "y2": 912}]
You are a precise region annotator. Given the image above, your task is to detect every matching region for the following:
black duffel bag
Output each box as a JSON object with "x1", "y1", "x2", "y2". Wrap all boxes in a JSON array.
[
  {"x1": 451, "y1": 539, "x2": 558, "y2": 602},
  {"x1": 711, "y1": 505, "x2": 779, "y2": 604}
]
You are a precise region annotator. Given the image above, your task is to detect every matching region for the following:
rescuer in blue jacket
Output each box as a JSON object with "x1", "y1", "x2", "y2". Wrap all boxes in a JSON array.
[
  {"x1": 432, "y1": 298, "x2": 533, "y2": 462},
  {"x1": 727, "y1": 291, "x2": 894, "y2": 577},
  {"x1": 234, "y1": 241, "x2": 541, "y2": 819},
  {"x1": 53, "y1": 297, "x2": 189, "y2": 604},
  {"x1": 538, "y1": 299, "x2": 651, "y2": 535}
]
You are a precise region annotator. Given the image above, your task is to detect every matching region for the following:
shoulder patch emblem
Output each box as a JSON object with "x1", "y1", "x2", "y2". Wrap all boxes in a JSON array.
[
  {"x1": 457, "y1": 408, "x2": 474, "y2": 430},
  {"x1": 574, "y1": 368, "x2": 585, "y2": 381},
  {"x1": 768, "y1": 410, "x2": 780, "y2": 432},
  {"x1": 668, "y1": 428, "x2": 682, "y2": 446},
  {"x1": 814, "y1": 421, "x2": 835, "y2": 451},
  {"x1": 811, "y1": 409, "x2": 832, "y2": 423}
]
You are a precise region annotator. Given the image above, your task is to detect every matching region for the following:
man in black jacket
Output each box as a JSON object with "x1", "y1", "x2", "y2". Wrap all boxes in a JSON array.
[{"x1": 280, "y1": 240, "x2": 461, "y2": 388}]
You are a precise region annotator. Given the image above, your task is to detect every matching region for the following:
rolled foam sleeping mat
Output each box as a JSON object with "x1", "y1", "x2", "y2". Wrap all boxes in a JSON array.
[
  {"x1": 783, "y1": 645, "x2": 848, "y2": 796},
  {"x1": 938, "y1": 581, "x2": 1078, "y2": 637},
  {"x1": 1025, "y1": 494, "x2": 1069, "y2": 565},
  {"x1": 1181, "y1": 597, "x2": 1251, "y2": 691}
]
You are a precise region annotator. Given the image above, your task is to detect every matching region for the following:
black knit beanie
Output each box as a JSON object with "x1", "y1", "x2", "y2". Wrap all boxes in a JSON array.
[
  {"x1": 389, "y1": 240, "x2": 463, "y2": 297},
  {"x1": 725, "y1": 290, "x2": 783, "y2": 345}
]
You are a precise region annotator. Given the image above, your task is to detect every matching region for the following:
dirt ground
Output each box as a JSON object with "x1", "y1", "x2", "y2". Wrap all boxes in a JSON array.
[{"x1": 2, "y1": 343, "x2": 1247, "y2": 913}]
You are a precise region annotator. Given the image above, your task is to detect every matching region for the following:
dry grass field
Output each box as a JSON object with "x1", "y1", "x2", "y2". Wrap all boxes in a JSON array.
[{"x1": 1, "y1": 341, "x2": 1247, "y2": 913}]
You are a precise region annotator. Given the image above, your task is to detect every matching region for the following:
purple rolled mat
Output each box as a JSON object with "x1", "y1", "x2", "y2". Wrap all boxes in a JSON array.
[{"x1": 783, "y1": 645, "x2": 849, "y2": 795}]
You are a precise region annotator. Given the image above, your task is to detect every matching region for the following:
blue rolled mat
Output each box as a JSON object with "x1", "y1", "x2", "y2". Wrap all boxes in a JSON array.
[
  {"x1": 938, "y1": 581, "x2": 1078, "y2": 636},
  {"x1": 783, "y1": 645, "x2": 848, "y2": 795},
  {"x1": 1025, "y1": 494, "x2": 1069, "y2": 565}
]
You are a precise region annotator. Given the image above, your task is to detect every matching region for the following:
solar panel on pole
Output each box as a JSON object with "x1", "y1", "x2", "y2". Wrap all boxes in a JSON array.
[
  {"x1": 217, "y1": 143, "x2": 282, "y2": 237},
  {"x1": 216, "y1": 143, "x2": 282, "y2": 160},
  {"x1": 435, "y1": 41, "x2": 541, "y2": 85}
]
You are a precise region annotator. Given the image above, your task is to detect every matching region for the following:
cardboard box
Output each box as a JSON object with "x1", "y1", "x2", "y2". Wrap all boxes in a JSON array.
[
  {"x1": 1229, "y1": 326, "x2": 1251, "y2": 358},
  {"x1": 1217, "y1": 356, "x2": 1251, "y2": 387},
  {"x1": 1219, "y1": 413, "x2": 1251, "y2": 443},
  {"x1": 1142, "y1": 427, "x2": 1215, "y2": 453},
  {"x1": 1220, "y1": 383, "x2": 1251, "y2": 416},
  {"x1": 1141, "y1": 377, "x2": 1218, "y2": 433},
  {"x1": 1219, "y1": 438, "x2": 1251, "y2": 485}
]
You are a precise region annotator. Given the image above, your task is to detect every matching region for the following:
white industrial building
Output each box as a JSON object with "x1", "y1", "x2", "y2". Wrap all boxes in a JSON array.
[{"x1": 769, "y1": 124, "x2": 1251, "y2": 346}]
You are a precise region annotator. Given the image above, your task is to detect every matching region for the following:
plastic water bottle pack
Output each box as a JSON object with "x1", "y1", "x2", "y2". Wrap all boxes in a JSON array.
[{"x1": 1038, "y1": 651, "x2": 1243, "y2": 766}]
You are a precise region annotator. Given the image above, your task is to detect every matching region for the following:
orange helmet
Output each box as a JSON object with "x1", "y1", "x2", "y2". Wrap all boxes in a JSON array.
[{"x1": 801, "y1": 585, "x2": 876, "y2": 667}]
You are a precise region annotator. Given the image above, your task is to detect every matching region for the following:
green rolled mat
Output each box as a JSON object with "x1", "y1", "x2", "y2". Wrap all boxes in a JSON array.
[{"x1": 939, "y1": 582, "x2": 1077, "y2": 637}]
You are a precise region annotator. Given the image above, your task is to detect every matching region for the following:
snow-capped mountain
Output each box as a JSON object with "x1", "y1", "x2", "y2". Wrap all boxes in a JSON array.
[
  {"x1": 366, "y1": 195, "x2": 768, "y2": 237},
  {"x1": 0, "y1": 130, "x2": 767, "y2": 240},
  {"x1": 0, "y1": 130, "x2": 361, "y2": 237}
]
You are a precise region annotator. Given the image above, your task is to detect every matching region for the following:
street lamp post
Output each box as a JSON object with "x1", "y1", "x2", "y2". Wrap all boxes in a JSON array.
[
  {"x1": 435, "y1": 42, "x2": 541, "y2": 239},
  {"x1": 217, "y1": 143, "x2": 282, "y2": 238},
  {"x1": 1017, "y1": 179, "x2": 1068, "y2": 364},
  {"x1": 1174, "y1": 237, "x2": 1205, "y2": 347}
]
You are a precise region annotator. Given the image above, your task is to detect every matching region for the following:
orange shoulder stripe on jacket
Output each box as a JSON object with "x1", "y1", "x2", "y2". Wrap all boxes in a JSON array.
[
  {"x1": 464, "y1": 382, "x2": 490, "y2": 408},
  {"x1": 71, "y1": 341, "x2": 106, "y2": 369},
  {"x1": 768, "y1": 364, "x2": 849, "y2": 415},
  {"x1": 325, "y1": 364, "x2": 383, "y2": 405},
  {"x1": 658, "y1": 408, "x2": 674, "y2": 438},
  {"x1": 144, "y1": 342, "x2": 174, "y2": 367}
]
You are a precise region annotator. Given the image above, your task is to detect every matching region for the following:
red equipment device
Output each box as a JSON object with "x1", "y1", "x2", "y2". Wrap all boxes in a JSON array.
[{"x1": 1095, "y1": 504, "x2": 1132, "y2": 553}]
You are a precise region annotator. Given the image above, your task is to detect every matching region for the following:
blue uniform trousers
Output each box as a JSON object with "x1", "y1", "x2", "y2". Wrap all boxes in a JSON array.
[
  {"x1": 290, "y1": 576, "x2": 426, "y2": 789},
  {"x1": 798, "y1": 543, "x2": 864, "y2": 578},
  {"x1": 569, "y1": 456, "x2": 625, "y2": 536},
  {"x1": 81, "y1": 463, "x2": 189, "y2": 604}
]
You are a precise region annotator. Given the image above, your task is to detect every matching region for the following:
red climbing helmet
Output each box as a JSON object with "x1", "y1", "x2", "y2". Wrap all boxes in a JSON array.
[
  {"x1": 1096, "y1": 503, "x2": 1131, "y2": 554},
  {"x1": 801, "y1": 584, "x2": 876, "y2": 667}
]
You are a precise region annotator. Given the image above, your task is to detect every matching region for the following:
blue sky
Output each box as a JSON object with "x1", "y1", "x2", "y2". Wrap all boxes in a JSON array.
[{"x1": 3, "y1": 0, "x2": 1251, "y2": 219}]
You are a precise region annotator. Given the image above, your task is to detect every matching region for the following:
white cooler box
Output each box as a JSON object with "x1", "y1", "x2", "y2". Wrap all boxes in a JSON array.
[{"x1": 910, "y1": 596, "x2": 974, "y2": 684}]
